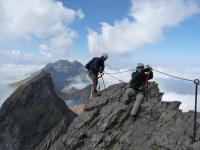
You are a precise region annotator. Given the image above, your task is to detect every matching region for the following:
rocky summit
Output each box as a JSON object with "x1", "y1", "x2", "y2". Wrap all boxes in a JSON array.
[
  {"x1": 0, "y1": 74, "x2": 77, "y2": 150},
  {"x1": 65, "y1": 82, "x2": 200, "y2": 150},
  {"x1": 1, "y1": 73, "x2": 200, "y2": 150}
]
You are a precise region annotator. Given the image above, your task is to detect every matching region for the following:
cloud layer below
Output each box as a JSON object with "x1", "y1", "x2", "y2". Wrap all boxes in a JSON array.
[{"x1": 0, "y1": 64, "x2": 199, "y2": 112}]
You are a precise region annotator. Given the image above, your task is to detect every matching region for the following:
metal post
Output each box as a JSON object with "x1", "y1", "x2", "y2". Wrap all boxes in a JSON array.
[{"x1": 193, "y1": 79, "x2": 200, "y2": 142}]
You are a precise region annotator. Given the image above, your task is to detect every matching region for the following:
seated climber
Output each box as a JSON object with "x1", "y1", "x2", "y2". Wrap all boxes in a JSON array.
[
  {"x1": 85, "y1": 53, "x2": 108, "y2": 97},
  {"x1": 125, "y1": 63, "x2": 153, "y2": 118}
]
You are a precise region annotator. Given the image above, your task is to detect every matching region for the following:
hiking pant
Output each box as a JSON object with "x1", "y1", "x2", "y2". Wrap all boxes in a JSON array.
[
  {"x1": 126, "y1": 88, "x2": 144, "y2": 116},
  {"x1": 88, "y1": 70, "x2": 98, "y2": 93}
]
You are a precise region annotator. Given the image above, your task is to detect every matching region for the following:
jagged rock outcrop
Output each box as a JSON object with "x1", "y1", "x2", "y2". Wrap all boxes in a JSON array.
[
  {"x1": 64, "y1": 82, "x2": 200, "y2": 150},
  {"x1": 0, "y1": 74, "x2": 77, "y2": 150}
]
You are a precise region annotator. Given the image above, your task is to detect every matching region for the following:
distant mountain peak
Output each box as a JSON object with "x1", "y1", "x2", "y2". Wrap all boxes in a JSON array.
[{"x1": 11, "y1": 59, "x2": 89, "y2": 94}]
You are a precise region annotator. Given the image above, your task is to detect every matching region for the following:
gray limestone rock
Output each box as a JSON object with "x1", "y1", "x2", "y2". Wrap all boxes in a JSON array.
[{"x1": 64, "y1": 82, "x2": 200, "y2": 150}]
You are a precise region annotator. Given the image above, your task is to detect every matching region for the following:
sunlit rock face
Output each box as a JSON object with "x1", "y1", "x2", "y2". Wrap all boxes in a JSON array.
[{"x1": 65, "y1": 82, "x2": 200, "y2": 150}]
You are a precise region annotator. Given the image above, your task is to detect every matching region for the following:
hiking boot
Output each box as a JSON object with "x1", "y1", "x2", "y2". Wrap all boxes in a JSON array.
[
  {"x1": 94, "y1": 93, "x2": 101, "y2": 97},
  {"x1": 94, "y1": 90, "x2": 101, "y2": 97},
  {"x1": 124, "y1": 98, "x2": 130, "y2": 104}
]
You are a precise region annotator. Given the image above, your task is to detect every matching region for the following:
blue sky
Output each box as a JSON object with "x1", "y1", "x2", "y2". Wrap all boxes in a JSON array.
[
  {"x1": 55, "y1": 0, "x2": 200, "y2": 66},
  {"x1": 59, "y1": 0, "x2": 200, "y2": 67},
  {"x1": 0, "y1": 0, "x2": 200, "y2": 67},
  {"x1": 58, "y1": 0, "x2": 132, "y2": 62}
]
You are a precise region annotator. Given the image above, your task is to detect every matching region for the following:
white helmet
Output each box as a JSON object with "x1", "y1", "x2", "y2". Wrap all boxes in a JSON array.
[{"x1": 101, "y1": 53, "x2": 108, "y2": 60}]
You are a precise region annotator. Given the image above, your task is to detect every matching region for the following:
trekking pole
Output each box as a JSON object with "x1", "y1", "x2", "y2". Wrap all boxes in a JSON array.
[
  {"x1": 98, "y1": 84, "x2": 101, "y2": 94},
  {"x1": 90, "y1": 84, "x2": 93, "y2": 100},
  {"x1": 101, "y1": 76, "x2": 107, "y2": 90},
  {"x1": 193, "y1": 79, "x2": 200, "y2": 142}
]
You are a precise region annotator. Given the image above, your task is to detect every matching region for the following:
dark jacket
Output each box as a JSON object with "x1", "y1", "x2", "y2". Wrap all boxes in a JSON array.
[
  {"x1": 85, "y1": 57, "x2": 105, "y2": 74},
  {"x1": 130, "y1": 68, "x2": 153, "y2": 91}
]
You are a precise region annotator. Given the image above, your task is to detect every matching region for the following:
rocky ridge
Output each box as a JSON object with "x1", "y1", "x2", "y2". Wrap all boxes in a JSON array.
[
  {"x1": 0, "y1": 74, "x2": 77, "y2": 150},
  {"x1": 64, "y1": 82, "x2": 200, "y2": 150}
]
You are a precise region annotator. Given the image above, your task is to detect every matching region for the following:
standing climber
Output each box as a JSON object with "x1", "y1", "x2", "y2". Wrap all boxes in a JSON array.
[
  {"x1": 125, "y1": 63, "x2": 153, "y2": 118},
  {"x1": 85, "y1": 53, "x2": 108, "y2": 97}
]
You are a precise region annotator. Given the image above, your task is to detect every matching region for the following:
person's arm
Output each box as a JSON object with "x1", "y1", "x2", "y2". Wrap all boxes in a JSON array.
[
  {"x1": 144, "y1": 67, "x2": 153, "y2": 80},
  {"x1": 98, "y1": 58, "x2": 105, "y2": 73},
  {"x1": 85, "y1": 59, "x2": 92, "y2": 70},
  {"x1": 99, "y1": 64, "x2": 104, "y2": 73},
  {"x1": 148, "y1": 71, "x2": 153, "y2": 80}
]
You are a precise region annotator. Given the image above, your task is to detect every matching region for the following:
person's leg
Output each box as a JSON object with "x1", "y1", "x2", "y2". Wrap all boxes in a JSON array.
[
  {"x1": 130, "y1": 93, "x2": 144, "y2": 116},
  {"x1": 125, "y1": 88, "x2": 136, "y2": 103},
  {"x1": 93, "y1": 74, "x2": 98, "y2": 94},
  {"x1": 88, "y1": 71, "x2": 94, "y2": 99}
]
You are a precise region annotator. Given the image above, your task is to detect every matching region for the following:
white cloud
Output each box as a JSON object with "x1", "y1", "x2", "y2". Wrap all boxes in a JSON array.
[
  {"x1": 0, "y1": 0, "x2": 84, "y2": 40},
  {"x1": 0, "y1": 63, "x2": 43, "y2": 106},
  {"x1": 0, "y1": 49, "x2": 55, "y2": 64},
  {"x1": 0, "y1": 64, "x2": 43, "y2": 83},
  {"x1": 162, "y1": 92, "x2": 200, "y2": 112},
  {"x1": 1, "y1": 63, "x2": 199, "y2": 112},
  {"x1": 88, "y1": 0, "x2": 200, "y2": 55},
  {"x1": 39, "y1": 28, "x2": 78, "y2": 58},
  {"x1": 0, "y1": 50, "x2": 35, "y2": 63},
  {"x1": 0, "y1": 83, "x2": 16, "y2": 106},
  {"x1": 0, "y1": 0, "x2": 84, "y2": 61}
]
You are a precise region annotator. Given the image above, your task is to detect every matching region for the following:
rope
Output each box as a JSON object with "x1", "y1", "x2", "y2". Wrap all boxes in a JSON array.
[
  {"x1": 105, "y1": 69, "x2": 135, "y2": 74},
  {"x1": 104, "y1": 71, "x2": 126, "y2": 83},
  {"x1": 105, "y1": 67, "x2": 195, "y2": 83},
  {"x1": 101, "y1": 76, "x2": 107, "y2": 90},
  {"x1": 152, "y1": 68, "x2": 194, "y2": 82}
]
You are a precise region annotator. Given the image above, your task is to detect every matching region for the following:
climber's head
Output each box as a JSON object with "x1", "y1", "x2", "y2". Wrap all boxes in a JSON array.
[
  {"x1": 136, "y1": 63, "x2": 144, "y2": 72},
  {"x1": 101, "y1": 53, "x2": 108, "y2": 61}
]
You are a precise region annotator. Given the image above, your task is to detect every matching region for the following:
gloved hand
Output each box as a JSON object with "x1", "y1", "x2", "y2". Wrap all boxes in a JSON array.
[
  {"x1": 98, "y1": 72, "x2": 104, "y2": 77},
  {"x1": 146, "y1": 65, "x2": 152, "y2": 71},
  {"x1": 98, "y1": 72, "x2": 104, "y2": 75}
]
